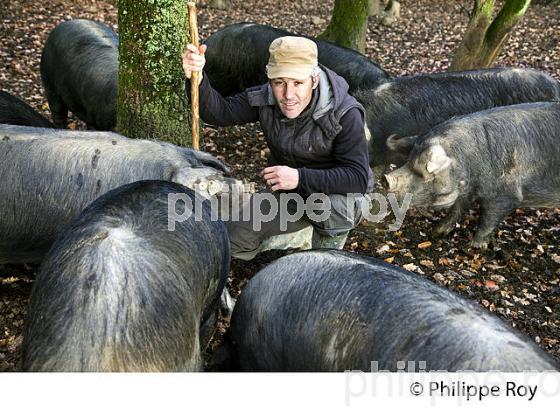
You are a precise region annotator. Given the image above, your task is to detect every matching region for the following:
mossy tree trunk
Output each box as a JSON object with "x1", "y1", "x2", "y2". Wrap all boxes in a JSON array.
[
  {"x1": 117, "y1": 0, "x2": 192, "y2": 146},
  {"x1": 451, "y1": 0, "x2": 532, "y2": 71},
  {"x1": 318, "y1": 0, "x2": 369, "y2": 54}
]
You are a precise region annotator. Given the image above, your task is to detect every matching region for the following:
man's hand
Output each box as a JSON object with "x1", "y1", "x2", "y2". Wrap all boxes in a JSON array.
[
  {"x1": 261, "y1": 166, "x2": 299, "y2": 191},
  {"x1": 182, "y1": 44, "x2": 207, "y2": 84}
]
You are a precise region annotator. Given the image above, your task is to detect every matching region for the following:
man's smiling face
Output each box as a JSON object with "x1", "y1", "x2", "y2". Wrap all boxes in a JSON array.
[{"x1": 271, "y1": 76, "x2": 319, "y2": 119}]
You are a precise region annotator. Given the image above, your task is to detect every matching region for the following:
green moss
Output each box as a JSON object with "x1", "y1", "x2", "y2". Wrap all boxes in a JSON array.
[
  {"x1": 486, "y1": 0, "x2": 531, "y2": 44},
  {"x1": 117, "y1": 0, "x2": 194, "y2": 146},
  {"x1": 318, "y1": 0, "x2": 368, "y2": 54},
  {"x1": 451, "y1": 0, "x2": 531, "y2": 70}
]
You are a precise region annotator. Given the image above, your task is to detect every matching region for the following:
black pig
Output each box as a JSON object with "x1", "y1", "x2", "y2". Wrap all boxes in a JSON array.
[
  {"x1": 384, "y1": 102, "x2": 560, "y2": 248},
  {"x1": 41, "y1": 19, "x2": 118, "y2": 130},
  {"x1": 229, "y1": 250, "x2": 559, "y2": 371},
  {"x1": 22, "y1": 181, "x2": 229, "y2": 371}
]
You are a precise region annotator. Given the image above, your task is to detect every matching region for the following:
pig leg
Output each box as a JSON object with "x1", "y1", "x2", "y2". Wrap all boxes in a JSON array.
[
  {"x1": 433, "y1": 199, "x2": 467, "y2": 237},
  {"x1": 44, "y1": 88, "x2": 69, "y2": 129},
  {"x1": 469, "y1": 199, "x2": 515, "y2": 249}
]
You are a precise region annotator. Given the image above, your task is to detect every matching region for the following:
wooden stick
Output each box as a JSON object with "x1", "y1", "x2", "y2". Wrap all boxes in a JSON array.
[{"x1": 187, "y1": 2, "x2": 200, "y2": 150}]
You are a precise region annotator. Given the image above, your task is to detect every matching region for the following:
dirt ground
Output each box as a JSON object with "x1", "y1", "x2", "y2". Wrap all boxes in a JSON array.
[{"x1": 1, "y1": 0, "x2": 559, "y2": 371}]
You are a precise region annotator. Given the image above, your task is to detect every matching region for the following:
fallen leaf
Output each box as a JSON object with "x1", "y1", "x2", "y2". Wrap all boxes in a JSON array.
[
  {"x1": 376, "y1": 244, "x2": 390, "y2": 254},
  {"x1": 485, "y1": 262, "x2": 506, "y2": 270},
  {"x1": 403, "y1": 263, "x2": 425, "y2": 274},
  {"x1": 433, "y1": 272, "x2": 445, "y2": 282},
  {"x1": 490, "y1": 274, "x2": 506, "y2": 284},
  {"x1": 417, "y1": 241, "x2": 432, "y2": 249},
  {"x1": 438, "y1": 257, "x2": 452, "y2": 267},
  {"x1": 484, "y1": 280, "x2": 499, "y2": 291},
  {"x1": 420, "y1": 259, "x2": 434, "y2": 268}
]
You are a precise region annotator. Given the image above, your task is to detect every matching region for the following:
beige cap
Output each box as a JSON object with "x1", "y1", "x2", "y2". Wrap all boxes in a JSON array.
[{"x1": 266, "y1": 36, "x2": 318, "y2": 80}]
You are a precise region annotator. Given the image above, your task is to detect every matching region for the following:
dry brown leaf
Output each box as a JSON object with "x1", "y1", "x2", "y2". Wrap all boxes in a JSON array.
[
  {"x1": 485, "y1": 263, "x2": 506, "y2": 270},
  {"x1": 490, "y1": 274, "x2": 506, "y2": 284},
  {"x1": 484, "y1": 280, "x2": 499, "y2": 291},
  {"x1": 417, "y1": 241, "x2": 432, "y2": 249},
  {"x1": 438, "y1": 257, "x2": 452, "y2": 266},
  {"x1": 470, "y1": 259, "x2": 483, "y2": 271},
  {"x1": 433, "y1": 272, "x2": 445, "y2": 282},
  {"x1": 420, "y1": 259, "x2": 434, "y2": 268}
]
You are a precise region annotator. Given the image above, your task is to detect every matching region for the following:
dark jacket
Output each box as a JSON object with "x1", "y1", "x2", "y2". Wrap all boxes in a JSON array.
[{"x1": 196, "y1": 65, "x2": 373, "y2": 195}]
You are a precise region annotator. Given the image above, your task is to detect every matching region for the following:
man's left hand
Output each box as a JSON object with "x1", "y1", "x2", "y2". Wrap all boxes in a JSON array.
[{"x1": 261, "y1": 166, "x2": 299, "y2": 191}]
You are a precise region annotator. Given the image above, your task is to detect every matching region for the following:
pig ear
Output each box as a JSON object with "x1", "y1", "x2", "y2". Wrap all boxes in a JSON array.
[
  {"x1": 426, "y1": 145, "x2": 452, "y2": 174},
  {"x1": 190, "y1": 150, "x2": 231, "y2": 175},
  {"x1": 386, "y1": 134, "x2": 418, "y2": 151}
]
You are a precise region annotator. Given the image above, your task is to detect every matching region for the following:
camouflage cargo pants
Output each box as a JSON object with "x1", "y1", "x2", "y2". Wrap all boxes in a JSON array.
[{"x1": 225, "y1": 190, "x2": 371, "y2": 260}]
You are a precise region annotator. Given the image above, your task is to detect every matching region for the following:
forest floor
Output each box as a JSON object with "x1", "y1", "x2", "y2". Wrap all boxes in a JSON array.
[{"x1": 1, "y1": 0, "x2": 559, "y2": 371}]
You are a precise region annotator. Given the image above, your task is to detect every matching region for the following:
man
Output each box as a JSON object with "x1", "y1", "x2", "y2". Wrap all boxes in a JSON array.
[{"x1": 182, "y1": 36, "x2": 373, "y2": 260}]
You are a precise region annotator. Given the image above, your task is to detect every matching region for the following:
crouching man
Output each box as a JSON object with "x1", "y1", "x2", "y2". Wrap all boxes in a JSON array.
[{"x1": 183, "y1": 36, "x2": 373, "y2": 260}]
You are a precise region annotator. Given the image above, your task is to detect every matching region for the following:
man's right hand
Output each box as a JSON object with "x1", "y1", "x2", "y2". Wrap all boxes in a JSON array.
[{"x1": 182, "y1": 44, "x2": 207, "y2": 84}]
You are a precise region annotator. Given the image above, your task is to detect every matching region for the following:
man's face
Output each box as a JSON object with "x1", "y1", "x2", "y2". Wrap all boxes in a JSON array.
[{"x1": 270, "y1": 76, "x2": 319, "y2": 119}]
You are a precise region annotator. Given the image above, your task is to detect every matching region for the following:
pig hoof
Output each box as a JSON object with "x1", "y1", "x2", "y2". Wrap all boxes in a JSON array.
[
  {"x1": 433, "y1": 223, "x2": 453, "y2": 238},
  {"x1": 220, "y1": 288, "x2": 236, "y2": 319},
  {"x1": 468, "y1": 238, "x2": 489, "y2": 250}
]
